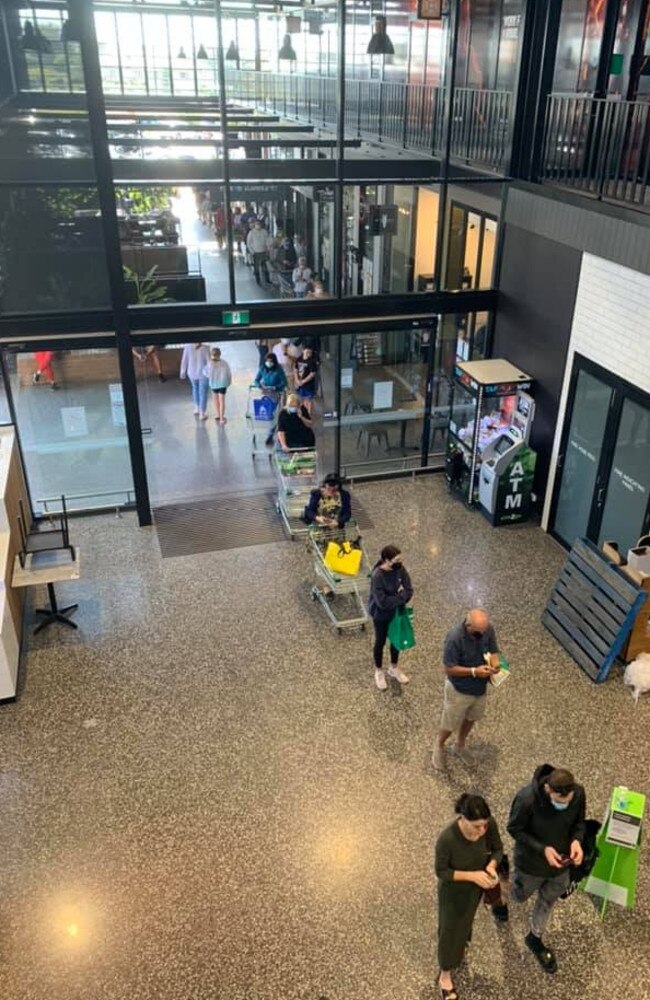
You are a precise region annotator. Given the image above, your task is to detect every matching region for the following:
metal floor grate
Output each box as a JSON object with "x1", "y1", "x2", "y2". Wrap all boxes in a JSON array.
[
  {"x1": 153, "y1": 490, "x2": 375, "y2": 559},
  {"x1": 154, "y1": 491, "x2": 286, "y2": 558}
]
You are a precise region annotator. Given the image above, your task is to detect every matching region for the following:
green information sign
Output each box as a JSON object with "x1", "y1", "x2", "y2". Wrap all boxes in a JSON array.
[
  {"x1": 582, "y1": 786, "x2": 645, "y2": 916},
  {"x1": 222, "y1": 310, "x2": 251, "y2": 327}
]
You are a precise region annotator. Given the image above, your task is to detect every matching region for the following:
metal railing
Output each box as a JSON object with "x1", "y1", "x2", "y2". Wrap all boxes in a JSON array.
[
  {"x1": 542, "y1": 93, "x2": 650, "y2": 211},
  {"x1": 37, "y1": 489, "x2": 136, "y2": 516},
  {"x1": 224, "y1": 70, "x2": 512, "y2": 173}
]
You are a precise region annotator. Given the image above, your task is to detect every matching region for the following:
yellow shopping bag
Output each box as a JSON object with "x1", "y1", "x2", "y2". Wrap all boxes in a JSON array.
[{"x1": 324, "y1": 540, "x2": 362, "y2": 576}]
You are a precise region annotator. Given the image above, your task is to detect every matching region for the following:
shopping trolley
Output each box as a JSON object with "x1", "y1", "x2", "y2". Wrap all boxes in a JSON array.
[
  {"x1": 273, "y1": 448, "x2": 319, "y2": 539},
  {"x1": 246, "y1": 386, "x2": 283, "y2": 460},
  {"x1": 308, "y1": 520, "x2": 370, "y2": 633}
]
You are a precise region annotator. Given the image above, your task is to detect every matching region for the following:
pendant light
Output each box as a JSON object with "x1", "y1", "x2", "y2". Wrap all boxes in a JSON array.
[
  {"x1": 225, "y1": 41, "x2": 240, "y2": 62},
  {"x1": 196, "y1": 43, "x2": 208, "y2": 59},
  {"x1": 367, "y1": 16, "x2": 394, "y2": 56},
  {"x1": 278, "y1": 34, "x2": 297, "y2": 62},
  {"x1": 61, "y1": 17, "x2": 82, "y2": 45},
  {"x1": 177, "y1": 46, "x2": 187, "y2": 59}
]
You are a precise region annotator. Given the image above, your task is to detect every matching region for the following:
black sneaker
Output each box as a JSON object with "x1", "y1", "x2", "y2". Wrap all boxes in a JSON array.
[
  {"x1": 33, "y1": 371, "x2": 40, "y2": 383},
  {"x1": 491, "y1": 903, "x2": 509, "y2": 922},
  {"x1": 525, "y1": 932, "x2": 557, "y2": 973},
  {"x1": 158, "y1": 373, "x2": 166, "y2": 383}
]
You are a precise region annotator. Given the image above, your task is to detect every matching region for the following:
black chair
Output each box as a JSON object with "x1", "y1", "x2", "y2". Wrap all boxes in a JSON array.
[{"x1": 18, "y1": 495, "x2": 76, "y2": 568}]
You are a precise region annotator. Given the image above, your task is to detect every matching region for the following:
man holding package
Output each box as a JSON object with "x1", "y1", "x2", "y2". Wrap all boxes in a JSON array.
[{"x1": 432, "y1": 609, "x2": 500, "y2": 770}]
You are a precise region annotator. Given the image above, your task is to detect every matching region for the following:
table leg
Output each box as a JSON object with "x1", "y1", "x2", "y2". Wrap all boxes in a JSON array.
[{"x1": 34, "y1": 582, "x2": 78, "y2": 634}]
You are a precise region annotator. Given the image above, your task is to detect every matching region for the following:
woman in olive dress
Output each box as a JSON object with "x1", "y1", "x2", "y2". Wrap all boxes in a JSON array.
[{"x1": 434, "y1": 794, "x2": 503, "y2": 1000}]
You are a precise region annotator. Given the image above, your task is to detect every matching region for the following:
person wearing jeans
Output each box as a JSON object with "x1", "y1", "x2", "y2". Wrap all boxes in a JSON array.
[
  {"x1": 368, "y1": 544, "x2": 413, "y2": 690},
  {"x1": 507, "y1": 764, "x2": 586, "y2": 975},
  {"x1": 180, "y1": 342, "x2": 211, "y2": 420}
]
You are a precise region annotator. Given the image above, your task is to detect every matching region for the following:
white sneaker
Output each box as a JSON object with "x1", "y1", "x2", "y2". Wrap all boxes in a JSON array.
[
  {"x1": 450, "y1": 743, "x2": 474, "y2": 767},
  {"x1": 374, "y1": 668, "x2": 388, "y2": 691},
  {"x1": 432, "y1": 746, "x2": 446, "y2": 770},
  {"x1": 387, "y1": 665, "x2": 409, "y2": 684}
]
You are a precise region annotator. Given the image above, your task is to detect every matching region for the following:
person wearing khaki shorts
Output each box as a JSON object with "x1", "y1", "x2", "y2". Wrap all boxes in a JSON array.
[{"x1": 432, "y1": 609, "x2": 500, "y2": 770}]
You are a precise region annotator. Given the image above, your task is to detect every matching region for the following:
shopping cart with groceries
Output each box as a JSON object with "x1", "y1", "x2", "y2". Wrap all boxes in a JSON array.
[
  {"x1": 308, "y1": 520, "x2": 370, "y2": 633},
  {"x1": 273, "y1": 447, "x2": 319, "y2": 538}
]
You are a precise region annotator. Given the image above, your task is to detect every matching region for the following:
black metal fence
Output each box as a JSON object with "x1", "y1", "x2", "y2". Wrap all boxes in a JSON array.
[
  {"x1": 543, "y1": 93, "x2": 650, "y2": 211},
  {"x1": 225, "y1": 70, "x2": 511, "y2": 174}
]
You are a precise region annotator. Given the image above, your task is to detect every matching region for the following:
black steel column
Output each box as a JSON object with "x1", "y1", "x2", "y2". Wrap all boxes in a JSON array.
[
  {"x1": 215, "y1": 0, "x2": 237, "y2": 306},
  {"x1": 508, "y1": 0, "x2": 563, "y2": 181},
  {"x1": 432, "y1": 0, "x2": 461, "y2": 292},
  {"x1": 594, "y1": 0, "x2": 623, "y2": 98},
  {"x1": 333, "y1": 0, "x2": 347, "y2": 475},
  {"x1": 70, "y1": 0, "x2": 152, "y2": 526}
]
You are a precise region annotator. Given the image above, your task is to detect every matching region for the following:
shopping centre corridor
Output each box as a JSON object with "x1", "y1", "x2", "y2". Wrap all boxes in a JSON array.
[{"x1": 0, "y1": 478, "x2": 648, "y2": 1000}]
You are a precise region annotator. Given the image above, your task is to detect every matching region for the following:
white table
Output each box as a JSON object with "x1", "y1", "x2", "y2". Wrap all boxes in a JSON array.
[{"x1": 13, "y1": 549, "x2": 81, "y2": 634}]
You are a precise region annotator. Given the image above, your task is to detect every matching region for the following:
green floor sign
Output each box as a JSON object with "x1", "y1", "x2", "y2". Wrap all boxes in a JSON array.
[{"x1": 583, "y1": 787, "x2": 645, "y2": 916}]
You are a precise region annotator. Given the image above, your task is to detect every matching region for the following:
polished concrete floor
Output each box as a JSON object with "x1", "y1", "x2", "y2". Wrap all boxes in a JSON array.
[{"x1": 1, "y1": 478, "x2": 649, "y2": 1000}]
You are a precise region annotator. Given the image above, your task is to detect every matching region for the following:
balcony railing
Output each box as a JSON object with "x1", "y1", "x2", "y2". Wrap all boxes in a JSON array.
[
  {"x1": 224, "y1": 70, "x2": 511, "y2": 174},
  {"x1": 543, "y1": 93, "x2": 650, "y2": 211}
]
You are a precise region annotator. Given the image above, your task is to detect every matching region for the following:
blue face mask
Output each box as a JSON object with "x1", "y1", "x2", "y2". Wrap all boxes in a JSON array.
[{"x1": 551, "y1": 800, "x2": 569, "y2": 811}]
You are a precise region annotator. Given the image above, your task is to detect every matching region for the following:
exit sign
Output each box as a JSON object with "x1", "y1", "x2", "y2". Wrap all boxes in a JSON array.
[{"x1": 222, "y1": 310, "x2": 250, "y2": 327}]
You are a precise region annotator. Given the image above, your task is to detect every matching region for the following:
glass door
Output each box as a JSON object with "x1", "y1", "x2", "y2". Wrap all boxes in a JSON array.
[
  {"x1": 551, "y1": 368, "x2": 614, "y2": 548},
  {"x1": 598, "y1": 397, "x2": 650, "y2": 553},
  {"x1": 551, "y1": 359, "x2": 650, "y2": 551}
]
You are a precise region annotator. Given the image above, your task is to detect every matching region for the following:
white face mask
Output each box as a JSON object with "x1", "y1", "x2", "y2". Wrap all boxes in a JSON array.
[{"x1": 287, "y1": 406, "x2": 297, "y2": 414}]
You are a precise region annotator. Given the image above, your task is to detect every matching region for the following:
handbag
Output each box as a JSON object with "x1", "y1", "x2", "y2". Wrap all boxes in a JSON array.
[
  {"x1": 324, "y1": 540, "x2": 362, "y2": 576},
  {"x1": 253, "y1": 395, "x2": 278, "y2": 421},
  {"x1": 387, "y1": 605, "x2": 415, "y2": 651}
]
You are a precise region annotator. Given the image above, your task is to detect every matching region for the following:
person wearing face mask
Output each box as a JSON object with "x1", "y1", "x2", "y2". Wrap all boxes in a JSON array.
[
  {"x1": 254, "y1": 353, "x2": 287, "y2": 446},
  {"x1": 276, "y1": 393, "x2": 315, "y2": 452},
  {"x1": 368, "y1": 545, "x2": 413, "y2": 690},
  {"x1": 432, "y1": 609, "x2": 500, "y2": 771},
  {"x1": 435, "y1": 793, "x2": 503, "y2": 1000},
  {"x1": 507, "y1": 765, "x2": 585, "y2": 975}
]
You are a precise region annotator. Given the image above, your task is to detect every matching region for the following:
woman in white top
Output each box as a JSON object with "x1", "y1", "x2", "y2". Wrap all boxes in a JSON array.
[
  {"x1": 180, "y1": 343, "x2": 211, "y2": 419},
  {"x1": 292, "y1": 257, "x2": 312, "y2": 298},
  {"x1": 204, "y1": 347, "x2": 232, "y2": 424}
]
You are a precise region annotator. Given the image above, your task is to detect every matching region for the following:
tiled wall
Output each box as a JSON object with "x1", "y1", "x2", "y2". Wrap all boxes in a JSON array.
[{"x1": 541, "y1": 253, "x2": 650, "y2": 529}]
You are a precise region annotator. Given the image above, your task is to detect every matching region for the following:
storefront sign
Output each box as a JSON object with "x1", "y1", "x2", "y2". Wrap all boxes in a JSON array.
[
  {"x1": 109, "y1": 383, "x2": 126, "y2": 428},
  {"x1": 373, "y1": 381, "x2": 394, "y2": 410},
  {"x1": 417, "y1": 0, "x2": 442, "y2": 19},
  {"x1": 61, "y1": 406, "x2": 88, "y2": 438},
  {"x1": 494, "y1": 446, "x2": 536, "y2": 526}
]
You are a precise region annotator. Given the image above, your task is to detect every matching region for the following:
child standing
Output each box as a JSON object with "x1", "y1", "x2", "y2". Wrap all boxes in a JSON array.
[{"x1": 204, "y1": 347, "x2": 232, "y2": 423}]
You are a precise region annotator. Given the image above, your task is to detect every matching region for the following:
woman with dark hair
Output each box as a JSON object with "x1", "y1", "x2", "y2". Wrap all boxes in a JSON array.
[
  {"x1": 368, "y1": 545, "x2": 413, "y2": 690},
  {"x1": 435, "y1": 794, "x2": 504, "y2": 1000},
  {"x1": 303, "y1": 473, "x2": 351, "y2": 530}
]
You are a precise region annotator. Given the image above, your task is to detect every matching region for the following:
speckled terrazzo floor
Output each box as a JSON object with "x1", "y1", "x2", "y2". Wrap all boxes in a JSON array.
[{"x1": 1, "y1": 477, "x2": 648, "y2": 1000}]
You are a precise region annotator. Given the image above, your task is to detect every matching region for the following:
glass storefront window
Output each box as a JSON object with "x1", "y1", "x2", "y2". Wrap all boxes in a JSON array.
[
  {"x1": 344, "y1": 184, "x2": 443, "y2": 296},
  {"x1": 0, "y1": 186, "x2": 110, "y2": 314},
  {"x1": 445, "y1": 202, "x2": 498, "y2": 291},
  {"x1": 6, "y1": 348, "x2": 134, "y2": 513}
]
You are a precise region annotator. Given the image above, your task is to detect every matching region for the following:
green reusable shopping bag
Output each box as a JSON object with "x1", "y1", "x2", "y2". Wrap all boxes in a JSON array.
[{"x1": 387, "y1": 606, "x2": 415, "y2": 651}]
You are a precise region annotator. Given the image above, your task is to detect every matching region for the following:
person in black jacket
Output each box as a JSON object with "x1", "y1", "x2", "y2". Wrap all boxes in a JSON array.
[
  {"x1": 368, "y1": 545, "x2": 413, "y2": 690},
  {"x1": 303, "y1": 474, "x2": 351, "y2": 530},
  {"x1": 507, "y1": 763, "x2": 586, "y2": 975}
]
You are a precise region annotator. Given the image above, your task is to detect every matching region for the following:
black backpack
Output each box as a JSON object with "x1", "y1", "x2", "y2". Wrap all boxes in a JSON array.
[{"x1": 560, "y1": 818, "x2": 601, "y2": 899}]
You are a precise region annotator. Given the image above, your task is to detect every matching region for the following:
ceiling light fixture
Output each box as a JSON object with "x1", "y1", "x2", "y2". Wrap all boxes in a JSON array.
[
  {"x1": 177, "y1": 46, "x2": 187, "y2": 59},
  {"x1": 196, "y1": 44, "x2": 208, "y2": 59},
  {"x1": 225, "y1": 41, "x2": 240, "y2": 62},
  {"x1": 367, "y1": 16, "x2": 394, "y2": 56}
]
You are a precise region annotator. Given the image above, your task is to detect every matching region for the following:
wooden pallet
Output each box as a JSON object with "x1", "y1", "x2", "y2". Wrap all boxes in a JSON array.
[{"x1": 542, "y1": 537, "x2": 647, "y2": 683}]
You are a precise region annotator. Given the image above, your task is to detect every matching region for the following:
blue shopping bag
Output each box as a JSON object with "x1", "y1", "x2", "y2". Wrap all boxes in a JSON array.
[{"x1": 253, "y1": 396, "x2": 278, "y2": 421}]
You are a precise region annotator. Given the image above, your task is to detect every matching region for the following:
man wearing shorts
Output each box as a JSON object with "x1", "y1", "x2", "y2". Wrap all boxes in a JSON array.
[
  {"x1": 293, "y1": 346, "x2": 319, "y2": 414},
  {"x1": 432, "y1": 609, "x2": 500, "y2": 769}
]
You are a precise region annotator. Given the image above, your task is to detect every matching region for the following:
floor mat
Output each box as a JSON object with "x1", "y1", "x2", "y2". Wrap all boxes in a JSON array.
[
  {"x1": 154, "y1": 490, "x2": 375, "y2": 559},
  {"x1": 154, "y1": 491, "x2": 286, "y2": 558}
]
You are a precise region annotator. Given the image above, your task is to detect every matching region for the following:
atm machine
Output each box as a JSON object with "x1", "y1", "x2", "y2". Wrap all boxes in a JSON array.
[{"x1": 479, "y1": 391, "x2": 536, "y2": 525}]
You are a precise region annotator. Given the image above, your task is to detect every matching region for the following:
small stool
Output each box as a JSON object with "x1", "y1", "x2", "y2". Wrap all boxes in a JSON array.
[{"x1": 357, "y1": 426, "x2": 390, "y2": 457}]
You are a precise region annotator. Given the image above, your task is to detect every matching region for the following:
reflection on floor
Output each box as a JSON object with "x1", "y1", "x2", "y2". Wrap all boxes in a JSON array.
[{"x1": 1, "y1": 477, "x2": 649, "y2": 1000}]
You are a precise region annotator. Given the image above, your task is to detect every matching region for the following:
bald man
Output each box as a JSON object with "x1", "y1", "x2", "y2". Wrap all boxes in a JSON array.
[{"x1": 432, "y1": 609, "x2": 500, "y2": 770}]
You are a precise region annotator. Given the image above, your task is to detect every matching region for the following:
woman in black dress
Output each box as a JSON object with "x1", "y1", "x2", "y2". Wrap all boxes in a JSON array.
[{"x1": 435, "y1": 794, "x2": 503, "y2": 1000}]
